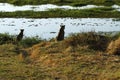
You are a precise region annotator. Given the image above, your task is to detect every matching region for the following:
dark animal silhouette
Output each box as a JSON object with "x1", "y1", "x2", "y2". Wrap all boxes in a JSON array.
[
  {"x1": 16, "y1": 29, "x2": 24, "y2": 42},
  {"x1": 56, "y1": 24, "x2": 65, "y2": 41}
]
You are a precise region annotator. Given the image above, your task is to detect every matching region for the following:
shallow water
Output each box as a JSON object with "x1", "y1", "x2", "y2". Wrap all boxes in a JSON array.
[{"x1": 0, "y1": 18, "x2": 120, "y2": 39}]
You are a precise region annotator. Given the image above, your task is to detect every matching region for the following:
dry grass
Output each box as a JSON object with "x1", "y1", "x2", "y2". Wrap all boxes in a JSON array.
[
  {"x1": 22, "y1": 42, "x2": 120, "y2": 80},
  {"x1": 64, "y1": 32, "x2": 110, "y2": 51},
  {"x1": 1, "y1": 32, "x2": 120, "y2": 80},
  {"x1": 107, "y1": 37, "x2": 120, "y2": 55}
]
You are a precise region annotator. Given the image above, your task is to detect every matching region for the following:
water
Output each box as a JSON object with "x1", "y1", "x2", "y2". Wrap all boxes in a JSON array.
[
  {"x1": 112, "y1": 5, "x2": 120, "y2": 11},
  {"x1": 0, "y1": 18, "x2": 120, "y2": 39}
]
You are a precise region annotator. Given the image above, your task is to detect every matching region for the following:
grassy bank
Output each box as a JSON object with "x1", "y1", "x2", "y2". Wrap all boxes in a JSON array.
[
  {"x1": 0, "y1": 0, "x2": 120, "y2": 6},
  {"x1": 0, "y1": 32, "x2": 120, "y2": 80},
  {"x1": 0, "y1": 33, "x2": 43, "y2": 48},
  {"x1": 0, "y1": 7, "x2": 120, "y2": 18}
]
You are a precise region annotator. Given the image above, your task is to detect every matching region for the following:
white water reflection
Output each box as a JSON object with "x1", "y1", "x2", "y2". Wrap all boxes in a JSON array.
[
  {"x1": 112, "y1": 5, "x2": 120, "y2": 11},
  {"x1": 0, "y1": 18, "x2": 120, "y2": 39},
  {"x1": 0, "y1": 3, "x2": 104, "y2": 12}
]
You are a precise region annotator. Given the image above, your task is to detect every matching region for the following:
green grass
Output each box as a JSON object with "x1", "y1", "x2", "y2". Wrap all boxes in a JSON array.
[
  {"x1": 0, "y1": 7, "x2": 120, "y2": 18},
  {"x1": 1, "y1": 32, "x2": 120, "y2": 80},
  {"x1": 0, "y1": 33, "x2": 44, "y2": 48},
  {"x1": 0, "y1": 0, "x2": 120, "y2": 6},
  {"x1": 18, "y1": 36, "x2": 44, "y2": 48},
  {"x1": 0, "y1": 33, "x2": 15, "y2": 45}
]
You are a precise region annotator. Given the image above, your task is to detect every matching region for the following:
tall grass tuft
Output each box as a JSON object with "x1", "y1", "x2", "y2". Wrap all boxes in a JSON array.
[
  {"x1": 107, "y1": 37, "x2": 120, "y2": 55},
  {"x1": 64, "y1": 32, "x2": 110, "y2": 51}
]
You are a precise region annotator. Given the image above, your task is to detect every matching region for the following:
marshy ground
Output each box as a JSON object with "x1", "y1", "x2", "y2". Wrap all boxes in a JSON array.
[
  {"x1": 0, "y1": 7, "x2": 120, "y2": 18},
  {"x1": 0, "y1": 0, "x2": 120, "y2": 18}
]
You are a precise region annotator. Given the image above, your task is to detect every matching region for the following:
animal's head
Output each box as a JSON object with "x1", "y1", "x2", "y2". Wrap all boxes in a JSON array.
[
  {"x1": 60, "y1": 24, "x2": 65, "y2": 30},
  {"x1": 20, "y1": 29, "x2": 24, "y2": 32}
]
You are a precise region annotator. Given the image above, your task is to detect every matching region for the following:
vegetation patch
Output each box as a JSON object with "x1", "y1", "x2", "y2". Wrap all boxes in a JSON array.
[
  {"x1": 0, "y1": 7, "x2": 120, "y2": 18},
  {"x1": 18, "y1": 36, "x2": 43, "y2": 48},
  {"x1": 0, "y1": 33, "x2": 15, "y2": 45},
  {"x1": 0, "y1": 0, "x2": 120, "y2": 6},
  {"x1": 0, "y1": 33, "x2": 43, "y2": 48}
]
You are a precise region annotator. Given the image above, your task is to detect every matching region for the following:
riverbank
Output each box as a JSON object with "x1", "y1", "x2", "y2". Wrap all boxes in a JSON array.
[
  {"x1": 0, "y1": 7, "x2": 120, "y2": 18},
  {"x1": 0, "y1": 32, "x2": 120, "y2": 80}
]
